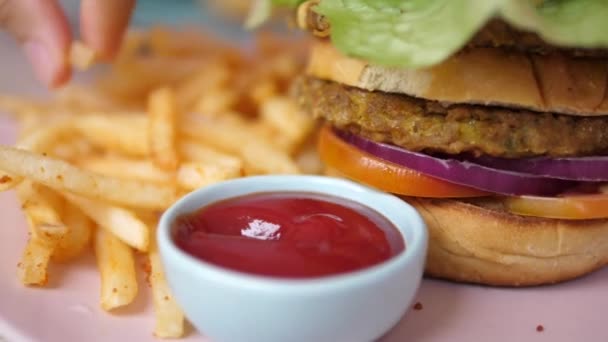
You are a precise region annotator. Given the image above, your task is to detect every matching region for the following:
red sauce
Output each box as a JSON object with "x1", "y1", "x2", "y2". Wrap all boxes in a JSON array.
[{"x1": 173, "y1": 192, "x2": 404, "y2": 278}]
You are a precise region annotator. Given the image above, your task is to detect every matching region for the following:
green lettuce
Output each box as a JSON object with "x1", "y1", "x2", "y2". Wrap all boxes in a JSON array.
[
  {"x1": 250, "y1": 0, "x2": 608, "y2": 68},
  {"x1": 316, "y1": 0, "x2": 503, "y2": 68},
  {"x1": 501, "y1": 0, "x2": 608, "y2": 47},
  {"x1": 316, "y1": 0, "x2": 608, "y2": 67}
]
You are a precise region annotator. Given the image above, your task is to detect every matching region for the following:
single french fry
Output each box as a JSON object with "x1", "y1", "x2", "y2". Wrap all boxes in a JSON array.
[
  {"x1": 16, "y1": 180, "x2": 67, "y2": 243},
  {"x1": 176, "y1": 161, "x2": 242, "y2": 191},
  {"x1": 54, "y1": 84, "x2": 119, "y2": 112},
  {"x1": 73, "y1": 114, "x2": 149, "y2": 157},
  {"x1": 178, "y1": 141, "x2": 243, "y2": 169},
  {"x1": 148, "y1": 87, "x2": 179, "y2": 170},
  {"x1": 78, "y1": 156, "x2": 172, "y2": 184},
  {"x1": 52, "y1": 202, "x2": 94, "y2": 263},
  {"x1": 15, "y1": 118, "x2": 74, "y2": 151},
  {"x1": 15, "y1": 181, "x2": 64, "y2": 286},
  {"x1": 50, "y1": 139, "x2": 96, "y2": 162},
  {"x1": 69, "y1": 41, "x2": 97, "y2": 71},
  {"x1": 241, "y1": 143, "x2": 301, "y2": 175},
  {"x1": 94, "y1": 228, "x2": 138, "y2": 311},
  {"x1": 0, "y1": 119, "x2": 75, "y2": 191},
  {"x1": 17, "y1": 236, "x2": 54, "y2": 286},
  {"x1": 0, "y1": 146, "x2": 176, "y2": 209},
  {"x1": 64, "y1": 193, "x2": 150, "y2": 252},
  {"x1": 147, "y1": 222, "x2": 185, "y2": 338}
]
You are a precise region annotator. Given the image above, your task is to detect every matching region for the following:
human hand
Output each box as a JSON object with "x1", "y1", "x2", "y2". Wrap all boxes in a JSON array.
[{"x1": 0, "y1": 0, "x2": 136, "y2": 87}]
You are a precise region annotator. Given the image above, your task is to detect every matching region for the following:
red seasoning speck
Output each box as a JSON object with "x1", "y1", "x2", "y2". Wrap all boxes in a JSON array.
[
  {"x1": 536, "y1": 325, "x2": 544, "y2": 332},
  {"x1": 413, "y1": 302, "x2": 423, "y2": 311}
]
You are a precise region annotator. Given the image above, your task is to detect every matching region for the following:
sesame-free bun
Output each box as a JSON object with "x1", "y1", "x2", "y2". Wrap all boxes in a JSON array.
[
  {"x1": 307, "y1": 41, "x2": 608, "y2": 117},
  {"x1": 407, "y1": 198, "x2": 608, "y2": 286}
]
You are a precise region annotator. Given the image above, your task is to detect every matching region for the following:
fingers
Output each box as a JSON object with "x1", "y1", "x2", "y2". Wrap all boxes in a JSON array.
[
  {"x1": 0, "y1": 0, "x2": 71, "y2": 87},
  {"x1": 80, "y1": 0, "x2": 136, "y2": 60}
]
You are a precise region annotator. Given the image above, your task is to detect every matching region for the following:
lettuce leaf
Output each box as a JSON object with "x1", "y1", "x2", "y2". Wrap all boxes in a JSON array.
[
  {"x1": 315, "y1": 0, "x2": 505, "y2": 68},
  {"x1": 501, "y1": 0, "x2": 608, "y2": 47},
  {"x1": 248, "y1": 0, "x2": 608, "y2": 68},
  {"x1": 314, "y1": 0, "x2": 608, "y2": 68}
]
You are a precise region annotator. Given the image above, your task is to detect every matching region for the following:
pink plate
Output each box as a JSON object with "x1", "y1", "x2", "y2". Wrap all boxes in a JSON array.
[{"x1": 0, "y1": 34, "x2": 607, "y2": 342}]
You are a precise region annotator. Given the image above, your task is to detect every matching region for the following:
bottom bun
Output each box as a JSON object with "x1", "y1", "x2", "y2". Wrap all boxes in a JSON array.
[{"x1": 406, "y1": 198, "x2": 608, "y2": 286}]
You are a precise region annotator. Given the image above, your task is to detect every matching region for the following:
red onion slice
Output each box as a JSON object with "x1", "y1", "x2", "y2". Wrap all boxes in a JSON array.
[
  {"x1": 335, "y1": 129, "x2": 579, "y2": 196},
  {"x1": 461, "y1": 155, "x2": 608, "y2": 181}
]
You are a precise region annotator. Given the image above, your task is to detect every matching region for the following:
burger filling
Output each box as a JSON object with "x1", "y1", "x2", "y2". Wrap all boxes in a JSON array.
[{"x1": 294, "y1": 76, "x2": 608, "y2": 158}]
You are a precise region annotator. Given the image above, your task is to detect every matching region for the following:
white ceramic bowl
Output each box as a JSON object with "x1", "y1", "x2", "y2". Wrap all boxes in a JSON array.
[{"x1": 158, "y1": 175, "x2": 428, "y2": 342}]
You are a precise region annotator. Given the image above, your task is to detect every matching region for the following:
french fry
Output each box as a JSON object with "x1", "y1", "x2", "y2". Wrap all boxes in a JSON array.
[
  {"x1": 0, "y1": 94, "x2": 47, "y2": 118},
  {"x1": 73, "y1": 114, "x2": 149, "y2": 157},
  {"x1": 148, "y1": 87, "x2": 179, "y2": 170},
  {"x1": 94, "y1": 228, "x2": 138, "y2": 311},
  {"x1": 52, "y1": 202, "x2": 94, "y2": 263},
  {"x1": 0, "y1": 119, "x2": 75, "y2": 191},
  {"x1": 15, "y1": 118, "x2": 74, "y2": 151},
  {"x1": 69, "y1": 41, "x2": 97, "y2": 71},
  {"x1": 50, "y1": 139, "x2": 96, "y2": 162},
  {"x1": 17, "y1": 236, "x2": 54, "y2": 286},
  {"x1": 260, "y1": 96, "x2": 315, "y2": 151},
  {"x1": 180, "y1": 116, "x2": 299, "y2": 174},
  {"x1": 54, "y1": 84, "x2": 120, "y2": 112},
  {"x1": 250, "y1": 79, "x2": 277, "y2": 105},
  {"x1": 241, "y1": 143, "x2": 301, "y2": 175},
  {"x1": 64, "y1": 193, "x2": 150, "y2": 252},
  {"x1": 177, "y1": 161, "x2": 242, "y2": 191},
  {"x1": 98, "y1": 55, "x2": 206, "y2": 105},
  {"x1": 15, "y1": 181, "x2": 66, "y2": 286},
  {"x1": 193, "y1": 88, "x2": 236, "y2": 117},
  {"x1": 295, "y1": 141, "x2": 324, "y2": 175},
  {"x1": 78, "y1": 156, "x2": 172, "y2": 183},
  {"x1": 147, "y1": 222, "x2": 185, "y2": 338},
  {"x1": 178, "y1": 141, "x2": 243, "y2": 169},
  {"x1": 175, "y1": 61, "x2": 230, "y2": 111},
  {"x1": 16, "y1": 181, "x2": 67, "y2": 243},
  {"x1": 0, "y1": 146, "x2": 176, "y2": 209}
]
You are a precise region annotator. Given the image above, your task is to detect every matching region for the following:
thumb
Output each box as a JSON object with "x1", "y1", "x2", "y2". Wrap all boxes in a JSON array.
[{"x1": 0, "y1": 0, "x2": 72, "y2": 87}]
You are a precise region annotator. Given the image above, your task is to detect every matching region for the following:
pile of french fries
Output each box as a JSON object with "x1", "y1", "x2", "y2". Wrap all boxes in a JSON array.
[{"x1": 0, "y1": 27, "x2": 319, "y2": 338}]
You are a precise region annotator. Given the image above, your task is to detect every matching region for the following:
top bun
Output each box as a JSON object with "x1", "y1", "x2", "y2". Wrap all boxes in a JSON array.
[{"x1": 307, "y1": 41, "x2": 608, "y2": 117}]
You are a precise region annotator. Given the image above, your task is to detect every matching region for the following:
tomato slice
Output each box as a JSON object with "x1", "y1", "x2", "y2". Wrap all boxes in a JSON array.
[
  {"x1": 503, "y1": 192, "x2": 608, "y2": 220},
  {"x1": 318, "y1": 126, "x2": 487, "y2": 198}
]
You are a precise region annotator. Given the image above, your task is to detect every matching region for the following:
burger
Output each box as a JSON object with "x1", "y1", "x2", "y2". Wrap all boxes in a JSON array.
[{"x1": 252, "y1": 0, "x2": 608, "y2": 286}]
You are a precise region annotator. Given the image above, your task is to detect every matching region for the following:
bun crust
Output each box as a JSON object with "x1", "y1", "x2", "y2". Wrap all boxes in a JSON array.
[
  {"x1": 307, "y1": 41, "x2": 608, "y2": 117},
  {"x1": 406, "y1": 198, "x2": 608, "y2": 286}
]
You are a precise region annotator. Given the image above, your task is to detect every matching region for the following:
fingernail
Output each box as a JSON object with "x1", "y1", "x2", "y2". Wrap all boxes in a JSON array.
[{"x1": 23, "y1": 40, "x2": 57, "y2": 86}]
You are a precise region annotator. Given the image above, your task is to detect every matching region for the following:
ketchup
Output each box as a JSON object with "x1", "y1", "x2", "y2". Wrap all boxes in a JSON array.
[{"x1": 173, "y1": 192, "x2": 404, "y2": 278}]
